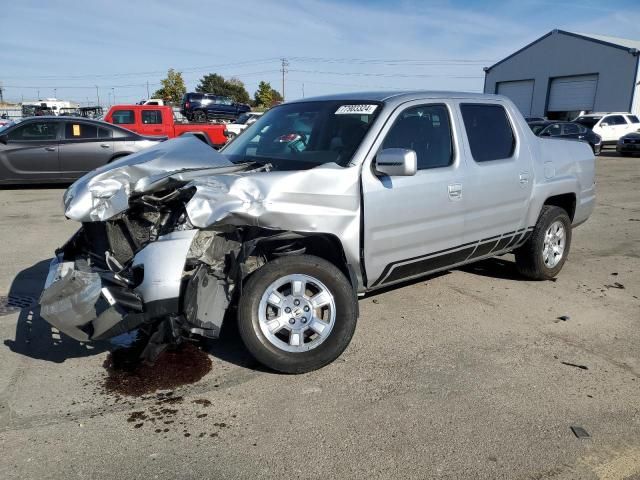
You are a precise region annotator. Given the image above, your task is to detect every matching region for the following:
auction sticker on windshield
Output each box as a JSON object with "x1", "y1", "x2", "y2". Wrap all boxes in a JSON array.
[{"x1": 335, "y1": 105, "x2": 378, "y2": 115}]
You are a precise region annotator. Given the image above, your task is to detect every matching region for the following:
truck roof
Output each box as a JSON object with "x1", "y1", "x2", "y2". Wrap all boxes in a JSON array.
[{"x1": 288, "y1": 91, "x2": 504, "y2": 107}]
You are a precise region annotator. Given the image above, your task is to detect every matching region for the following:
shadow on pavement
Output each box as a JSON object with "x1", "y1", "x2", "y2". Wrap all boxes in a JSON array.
[
  {"x1": 3, "y1": 259, "x2": 109, "y2": 362},
  {"x1": 460, "y1": 256, "x2": 523, "y2": 281}
]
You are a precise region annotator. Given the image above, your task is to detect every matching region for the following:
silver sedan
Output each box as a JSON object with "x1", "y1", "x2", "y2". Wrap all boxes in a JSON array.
[{"x1": 0, "y1": 116, "x2": 164, "y2": 184}]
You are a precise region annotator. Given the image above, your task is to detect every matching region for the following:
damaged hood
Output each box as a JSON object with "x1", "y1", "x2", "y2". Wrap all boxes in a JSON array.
[
  {"x1": 63, "y1": 135, "x2": 361, "y2": 243},
  {"x1": 63, "y1": 136, "x2": 240, "y2": 222}
]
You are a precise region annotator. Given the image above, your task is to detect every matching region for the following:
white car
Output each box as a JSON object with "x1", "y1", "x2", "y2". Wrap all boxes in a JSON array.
[
  {"x1": 225, "y1": 112, "x2": 263, "y2": 139},
  {"x1": 574, "y1": 112, "x2": 640, "y2": 144}
]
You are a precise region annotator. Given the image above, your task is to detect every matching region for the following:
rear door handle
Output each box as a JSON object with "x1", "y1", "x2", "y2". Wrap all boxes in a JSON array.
[
  {"x1": 44, "y1": 146, "x2": 56, "y2": 151},
  {"x1": 100, "y1": 143, "x2": 110, "y2": 148},
  {"x1": 448, "y1": 183, "x2": 462, "y2": 200},
  {"x1": 519, "y1": 172, "x2": 530, "y2": 184}
]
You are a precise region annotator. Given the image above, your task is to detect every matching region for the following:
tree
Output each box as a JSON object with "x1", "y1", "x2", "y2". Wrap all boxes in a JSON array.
[
  {"x1": 153, "y1": 68, "x2": 186, "y2": 104},
  {"x1": 195, "y1": 74, "x2": 251, "y2": 104},
  {"x1": 253, "y1": 81, "x2": 283, "y2": 108}
]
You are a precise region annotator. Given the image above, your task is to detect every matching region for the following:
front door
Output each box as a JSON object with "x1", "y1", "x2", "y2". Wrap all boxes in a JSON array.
[
  {"x1": 0, "y1": 120, "x2": 60, "y2": 182},
  {"x1": 362, "y1": 101, "x2": 467, "y2": 288},
  {"x1": 138, "y1": 108, "x2": 166, "y2": 137},
  {"x1": 58, "y1": 121, "x2": 113, "y2": 178}
]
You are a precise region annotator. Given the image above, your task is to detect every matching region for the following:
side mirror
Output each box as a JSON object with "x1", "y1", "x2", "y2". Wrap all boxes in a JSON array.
[
  {"x1": 0, "y1": 134, "x2": 8, "y2": 145},
  {"x1": 375, "y1": 148, "x2": 417, "y2": 176},
  {"x1": 600, "y1": 122, "x2": 609, "y2": 127}
]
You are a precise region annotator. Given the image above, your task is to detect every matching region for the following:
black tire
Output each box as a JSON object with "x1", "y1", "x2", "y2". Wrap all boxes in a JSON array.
[
  {"x1": 515, "y1": 206, "x2": 572, "y2": 280},
  {"x1": 237, "y1": 255, "x2": 357, "y2": 374},
  {"x1": 193, "y1": 110, "x2": 207, "y2": 123}
]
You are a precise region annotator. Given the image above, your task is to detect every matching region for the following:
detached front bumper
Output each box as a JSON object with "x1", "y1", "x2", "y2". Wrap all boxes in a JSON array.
[
  {"x1": 39, "y1": 256, "x2": 145, "y2": 341},
  {"x1": 38, "y1": 229, "x2": 197, "y2": 342}
]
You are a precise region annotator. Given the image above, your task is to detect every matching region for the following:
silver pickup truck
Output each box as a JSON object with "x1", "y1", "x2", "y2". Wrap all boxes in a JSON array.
[{"x1": 39, "y1": 92, "x2": 596, "y2": 373}]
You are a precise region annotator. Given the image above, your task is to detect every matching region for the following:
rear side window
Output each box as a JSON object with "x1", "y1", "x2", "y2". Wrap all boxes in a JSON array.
[
  {"x1": 65, "y1": 123, "x2": 98, "y2": 139},
  {"x1": 626, "y1": 115, "x2": 639, "y2": 124},
  {"x1": 460, "y1": 104, "x2": 515, "y2": 162},
  {"x1": 112, "y1": 110, "x2": 134, "y2": 124},
  {"x1": 382, "y1": 104, "x2": 453, "y2": 170},
  {"x1": 604, "y1": 115, "x2": 626, "y2": 126},
  {"x1": 563, "y1": 123, "x2": 579, "y2": 135},
  {"x1": 98, "y1": 128, "x2": 112, "y2": 138},
  {"x1": 141, "y1": 110, "x2": 162, "y2": 124}
]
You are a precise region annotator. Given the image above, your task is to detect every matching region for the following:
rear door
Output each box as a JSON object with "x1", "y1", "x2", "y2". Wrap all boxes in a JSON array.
[
  {"x1": 600, "y1": 115, "x2": 626, "y2": 141},
  {"x1": 138, "y1": 108, "x2": 167, "y2": 137},
  {"x1": 362, "y1": 101, "x2": 467, "y2": 287},
  {"x1": 0, "y1": 120, "x2": 60, "y2": 182},
  {"x1": 457, "y1": 101, "x2": 534, "y2": 249},
  {"x1": 58, "y1": 121, "x2": 113, "y2": 178}
]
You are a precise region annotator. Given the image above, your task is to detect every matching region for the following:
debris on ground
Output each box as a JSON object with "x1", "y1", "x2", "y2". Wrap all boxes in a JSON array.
[
  {"x1": 557, "y1": 315, "x2": 570, "y2": 322},
  {"x1": 561, "y1": 361, "x2": 589, "y2": 370},
  {"x1": 570, "y1": 426, "x2": 590, "y2": 439},
  {"x1": 605, "y1": 282, "x2": 625, "y2": 290},
  {"x1": 372, "y1": 298, "x2": 380, "y2": 304}
]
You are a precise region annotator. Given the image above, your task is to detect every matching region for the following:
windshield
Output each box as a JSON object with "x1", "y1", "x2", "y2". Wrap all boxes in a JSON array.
[
  {"x1": 574, "y1": 116, "x2": 601, "y2": 129},
  {"x1": 222, "y1": 101, "x2": 381, "y2": 169},
  {"x1": 0, "y1": 121, "x2": 16, "y2": 133},
  {"x1": 233, "y1": 113, "x2": 251, "y2": 124}
]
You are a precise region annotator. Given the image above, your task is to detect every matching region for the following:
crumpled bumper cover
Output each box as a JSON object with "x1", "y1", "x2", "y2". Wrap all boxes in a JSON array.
[{"x1": 39, "y1": 257, "x2": 143, "y2": 342}]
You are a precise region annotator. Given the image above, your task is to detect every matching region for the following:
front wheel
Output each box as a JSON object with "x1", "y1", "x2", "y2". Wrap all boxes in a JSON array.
[
  {"x1": 515, "y1": 206, "x2": 572, "y2": 280},
  {"x1": 238, "y1": 255, "x2": 357, "y2": 373}
]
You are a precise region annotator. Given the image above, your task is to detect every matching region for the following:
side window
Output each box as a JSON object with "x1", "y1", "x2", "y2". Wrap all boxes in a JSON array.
[
  {"x1": 577, "y1": 125, "x2": 588, "y2": 134},
  {"x1": 141, "y1": 110, "x2": 162, "y2": 124},
  {"x1": 112, "y1": 110, "x2": 135, "y2": 125},
  {"x1": 604, "y1": 115, "x2": 625, "y2": 126},
  {"x1": 563, "y1": 123, "x2": 579, "y2": 135},
  {"x1": 98, "y1": 128, "x2": 112, "y2": 139},
  {"x1": 460, "y1": 104, "x2": 515, "y2": 162},
  {"x1": 626, "y1": 115, "x2": 640, "y2": 124},
  {"x1": 7, "y1": 121, "x2": 58, "y2": 141},
  {"x1": 382, "y1": 104, "x2": 453, "y2": 170},
  {"x1": 64, "y1": 123, "x2": 98, "y2": 139}
]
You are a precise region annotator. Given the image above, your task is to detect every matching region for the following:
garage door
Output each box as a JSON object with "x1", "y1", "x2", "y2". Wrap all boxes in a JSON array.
[
  {"x1": 547, "y1": 75, "x2": 598, "y2": 112},
  {"x1": 497, "y1": 80, "x2": 534, "y2": 116}
]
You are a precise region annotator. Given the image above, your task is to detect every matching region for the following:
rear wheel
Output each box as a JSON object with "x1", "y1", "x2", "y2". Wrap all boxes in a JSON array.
[
  {"x1": 193, "y1": 110, "x2": 207, "y2": 123},
  {"x1": 515, "y1": 206, "x2": 572, "y2": 280},
  {"x1": 238, "y1": 255, "x2": 357, "y2": 373}
]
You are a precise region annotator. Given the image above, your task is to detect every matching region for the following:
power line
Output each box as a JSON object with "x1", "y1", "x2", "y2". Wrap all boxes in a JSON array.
[{"x1": 289, "y1": 69, "x2": 483, "y2": 79}]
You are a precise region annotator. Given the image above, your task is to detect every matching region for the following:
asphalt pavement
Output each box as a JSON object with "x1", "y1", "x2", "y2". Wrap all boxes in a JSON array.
[{"x1": 0, "y1": 151, "x2": 638, "y2": 479}]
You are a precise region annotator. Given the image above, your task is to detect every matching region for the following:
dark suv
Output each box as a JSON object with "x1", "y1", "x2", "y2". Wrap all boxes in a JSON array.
[{"x1": 181, "y1": 92, "x2": 251, "y2": 122}]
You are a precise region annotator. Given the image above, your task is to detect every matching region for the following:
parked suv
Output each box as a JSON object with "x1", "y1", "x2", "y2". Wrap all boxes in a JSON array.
[
  {"x1": 181, "y1": 92, "x2": 251, "y2": 122},
  {"x1": 39, "y1": 92, "x2": 595, "y2": 373},
  {"x1": 574, "y1": 112, "x2": 640, "y2": 144}
]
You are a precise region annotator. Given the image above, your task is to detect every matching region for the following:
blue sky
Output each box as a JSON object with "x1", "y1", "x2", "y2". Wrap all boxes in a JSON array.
[{"x1": 1, "y1": 0, "x2": 639, "y2": 105}]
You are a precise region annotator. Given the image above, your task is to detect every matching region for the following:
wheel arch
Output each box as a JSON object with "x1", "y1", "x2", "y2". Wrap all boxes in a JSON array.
[{"x1": 543, "y1": 192, "x2": 576, "y2": 221}]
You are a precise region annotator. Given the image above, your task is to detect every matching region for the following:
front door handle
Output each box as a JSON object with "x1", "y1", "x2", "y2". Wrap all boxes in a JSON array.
[
  {"x1": 44, "y1": 146, "x2": 56, "y2": 151},
  {"x1": 519, "y1": 172, "x2": 530, "y2": 185},
  {"x1": 448, "y1": 183, "x2": 462, "y2": 200},
  {"x1": 100, "y1": 143, "x2": 110, "y2": 148}
]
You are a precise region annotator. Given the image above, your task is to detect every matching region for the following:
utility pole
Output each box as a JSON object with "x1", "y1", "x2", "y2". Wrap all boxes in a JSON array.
[
  {"x1": 280, "y1": 58, "x2": 289, "y2": 101},
  {"x1": 112, "y1": 87, "x2": 116, "y2": 105},
  {"x1": 302, "y1": 83, "x2": 305, "y2": 98},
  {"x1": 37, "y1": 89, "x2": 40, "y2": 100},
  {"x1": 146, "y1": 81, "x2": 150, "y2": 100},
  {"x1": 0, "y1": 82, "x2": 4, "y2": 104},
  {"x1": 95, "y1": 86, "x2": 100, "y2": 107},
  {"x1": 53, "y1": 88, "x2": 57, "y2": 99}
]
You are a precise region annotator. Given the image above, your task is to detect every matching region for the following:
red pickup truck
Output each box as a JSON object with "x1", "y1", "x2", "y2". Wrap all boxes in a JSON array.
[{"x1": 104, "y1": 105, "x2": 228, "y2": 147}]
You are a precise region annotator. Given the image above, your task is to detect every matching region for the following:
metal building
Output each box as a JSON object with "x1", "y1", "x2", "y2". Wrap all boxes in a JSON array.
[{"x1": 483, "y1": 29, "x2": 640, "y2": 120}]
